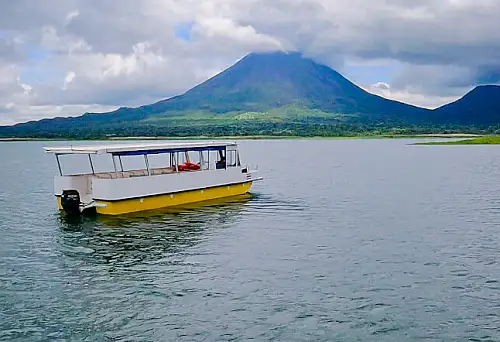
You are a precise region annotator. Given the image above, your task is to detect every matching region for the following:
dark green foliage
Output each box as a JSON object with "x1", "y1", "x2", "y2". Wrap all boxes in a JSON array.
[{"x1": 3, "y1": 120, "x2": 499, "y2": 140}]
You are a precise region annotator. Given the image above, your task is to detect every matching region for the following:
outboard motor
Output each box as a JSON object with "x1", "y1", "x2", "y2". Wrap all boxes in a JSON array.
[{"x1": 61, "y1": 190, "x2": 81, "y2": 215}]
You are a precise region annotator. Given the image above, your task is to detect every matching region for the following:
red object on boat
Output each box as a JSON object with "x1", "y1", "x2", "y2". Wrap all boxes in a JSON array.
[{"x1": 177, "y1": 162, "x2": 200, "y2": 171}]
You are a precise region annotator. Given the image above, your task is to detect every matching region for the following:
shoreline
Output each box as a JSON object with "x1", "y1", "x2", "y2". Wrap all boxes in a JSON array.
[
  {"x1": 414, "y1": 136, "x2": 500, "y2": 145},
  {"x1": 0, "y1": 133, "x2": 483, "y2": 142}
]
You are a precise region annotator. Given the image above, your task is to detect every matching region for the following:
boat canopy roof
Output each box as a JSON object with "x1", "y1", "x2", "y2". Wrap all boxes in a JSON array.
[{"x1": 44, "y1": 141, "x2": 238, "y2": 156}]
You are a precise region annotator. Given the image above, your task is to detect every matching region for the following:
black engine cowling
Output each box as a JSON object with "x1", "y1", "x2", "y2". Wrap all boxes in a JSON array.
[{"x1": 61, "y1": 190, "x2": 81, "y2": 215}]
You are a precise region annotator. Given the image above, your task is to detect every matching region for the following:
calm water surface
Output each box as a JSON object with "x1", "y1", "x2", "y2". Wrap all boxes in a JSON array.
[{"x1": 1, "y1": 139, "x2": 500, "y2": 341}]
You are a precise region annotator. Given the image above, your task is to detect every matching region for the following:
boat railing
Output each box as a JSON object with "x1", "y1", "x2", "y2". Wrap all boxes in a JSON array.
[
  {"x1": 59, "y1": 167, "x2": 193, "y2": 179},
  {"x1": 245, "y1": 164, "x2": 259, "y2": 171},
  {"x1": 95, "y1": 167, "x2": 196, "y2": 179},
  {"x1": 63, "y1": 162, "x2": 248, "y2": 180}
]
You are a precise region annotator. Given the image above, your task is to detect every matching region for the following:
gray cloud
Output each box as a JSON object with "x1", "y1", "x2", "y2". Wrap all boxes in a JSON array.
[
  {"x1": 1, "y1": 0, "x2": 500, "y2": 124},
  {"x1": 0, "y1": 34, "x2": 26, "y2": 63},
  {"x1": 475, "y1": 65, "x2": 500, "y2": 85}
]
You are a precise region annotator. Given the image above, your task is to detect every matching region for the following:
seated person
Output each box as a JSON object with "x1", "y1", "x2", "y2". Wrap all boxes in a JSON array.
[{"x1": 216, "y1": 156, "x2": 226, "y2": 169}]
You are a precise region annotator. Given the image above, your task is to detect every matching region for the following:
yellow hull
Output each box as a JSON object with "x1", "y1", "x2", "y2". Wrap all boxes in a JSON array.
[{"x1": 57, "y1": 181, "x2": 253, "y2": 215}]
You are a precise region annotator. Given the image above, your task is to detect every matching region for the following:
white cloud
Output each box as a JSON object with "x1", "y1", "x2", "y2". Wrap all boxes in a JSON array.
[
  {"x1": 0, "y1": 104, "x2": 117, "y2": 126},
  {"x1": 65, "y1": 10, "x2": 80, "y2": 25},
  {"x1": 192, "y1": 17, "x2": 284, "y2": 52},
  {"x1": 62, "y1": 71, "x2": 75, "y2": 90},
  {"x1": 19, "y1": 82, "x2": 33, "y2": 95},
  {"x1": 372, "y1": 82, "x2": 391, "y2": 91},
  {"x1": 1, "y1": 0, "x2": 500, "y2": 124},
  {"x1": 364, "y1": 82, "x2": 463, "y2": 109}
]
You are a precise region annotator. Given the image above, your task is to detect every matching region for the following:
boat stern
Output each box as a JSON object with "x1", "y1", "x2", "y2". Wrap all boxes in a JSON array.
[
  {"x1": 242, "y1": 165, "x2": 263, "y2": 183},
  {"x1": 53, "y1": 175, "x2": 97, "y2": 216}
]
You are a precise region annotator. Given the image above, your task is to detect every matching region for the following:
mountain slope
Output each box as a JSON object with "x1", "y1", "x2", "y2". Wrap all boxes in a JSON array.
[
  {"x1": 433, "y1": 85, "x2": 500, "y2": 124},
  {"x1": 143, "y1": 51, "x2": 428, "y2": 120}
]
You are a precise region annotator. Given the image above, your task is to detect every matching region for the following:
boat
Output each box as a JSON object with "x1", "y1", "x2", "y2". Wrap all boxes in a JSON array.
[{"x1": 44, "y1": 141, "x2": 263, "y2": 216}]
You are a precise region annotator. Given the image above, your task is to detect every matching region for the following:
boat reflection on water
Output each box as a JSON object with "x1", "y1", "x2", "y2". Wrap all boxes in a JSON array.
[{"x1": 55, "y1": 193, "x2": 253, "y2": 267}]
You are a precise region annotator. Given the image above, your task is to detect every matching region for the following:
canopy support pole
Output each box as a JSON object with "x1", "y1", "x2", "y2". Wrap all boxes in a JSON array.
[
  {"x1": 112, "y1": 155, "x2": 118, "y2": 175},
  {"x1": 88, "y1": 154, "x2": 95, "y2": 175},
  {"x1": 55, "y1": 154, "x2": 62, "y2": 176},
  {"x1": 144, "y1": 155, "x2": 151, "y2": 175}
]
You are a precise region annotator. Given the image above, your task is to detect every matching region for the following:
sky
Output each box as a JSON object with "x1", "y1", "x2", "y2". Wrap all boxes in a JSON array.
[{"x1": 1, "y1": 0, "x2": 499, "y2": 125}]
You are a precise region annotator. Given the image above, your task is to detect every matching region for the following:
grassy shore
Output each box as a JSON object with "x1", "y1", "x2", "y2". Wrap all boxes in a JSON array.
[{"x1": 415, "y1": 136, "x2": 500, "y2": 145}]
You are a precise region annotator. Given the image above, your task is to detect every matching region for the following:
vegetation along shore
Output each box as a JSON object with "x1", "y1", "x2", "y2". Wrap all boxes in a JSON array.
[{"x1": 415, "y1": 136, "x2": 500, "y2": 145}]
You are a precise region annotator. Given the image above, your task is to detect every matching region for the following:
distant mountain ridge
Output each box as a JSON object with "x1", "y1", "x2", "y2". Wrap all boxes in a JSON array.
[
  {"x1": 432, "y1": 85, "x2": 500, "y2": 124},
  {"x1": 1, "y1": 51, "x2": 500, "y2": 137}
]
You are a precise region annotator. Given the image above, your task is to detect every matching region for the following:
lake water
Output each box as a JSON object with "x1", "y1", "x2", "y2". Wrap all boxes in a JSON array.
[{"x1": 1, "y1": 139, "x2": 500, "y2": 341}]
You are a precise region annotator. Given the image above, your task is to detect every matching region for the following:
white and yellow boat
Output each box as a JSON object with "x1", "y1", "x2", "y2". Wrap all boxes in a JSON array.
[{"x1": 44, "y1": 141, "x2": 262, "y2": 216}]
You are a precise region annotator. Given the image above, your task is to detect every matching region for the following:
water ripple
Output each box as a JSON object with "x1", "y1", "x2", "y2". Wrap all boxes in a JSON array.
[{"x1": 2, "y1": 140, "x2": 500, "y2": 340}]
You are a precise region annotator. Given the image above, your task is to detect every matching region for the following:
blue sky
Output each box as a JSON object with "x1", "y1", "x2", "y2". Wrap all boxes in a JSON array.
[
  {"x1": 175, "y1": 21, "x2": 194, "y2": 43},
  {"x1": 27, "y1": 45, "x2": 52, "y2": 62},
  {"x1": 342, "y1": 62, "x2": 399, "y2": 87}
]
